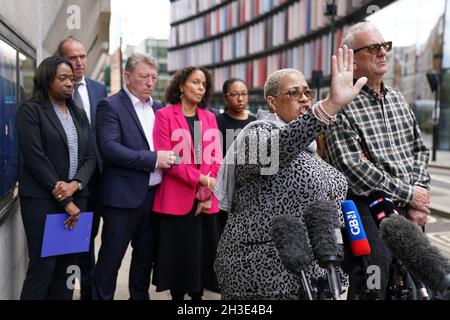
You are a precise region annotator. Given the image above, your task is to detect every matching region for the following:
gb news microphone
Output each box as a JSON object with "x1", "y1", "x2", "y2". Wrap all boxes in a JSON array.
[
  {"x1": 271, "y1": 215, "x2": 314, "y2": 300},
  {"x1": 341, "y1": 200, "x2": 380, "y2": 300},
  {"x1": 368, "y1": 190, "x2": 430, "y2": 300},
  {"x1": 380, "y1": 214, "x2": 450, "y2": 300},
  {"x1": 303, "y1": 200, "x2": 344, "y2": 300}
]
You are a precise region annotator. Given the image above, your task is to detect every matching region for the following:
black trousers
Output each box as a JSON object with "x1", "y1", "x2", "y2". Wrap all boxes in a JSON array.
[
  {"x1": 20, "y1": 196, "x2": 86, "y2": 300},
  {"x1": 345, "y1": 196, "x2": 406, "y2": 300},
  {"x1": 78, "y1": 168, "x2": 101, "y2": 299},
  {"x1": 92, "y1": 187, "x2": 158, "y2": 300}
]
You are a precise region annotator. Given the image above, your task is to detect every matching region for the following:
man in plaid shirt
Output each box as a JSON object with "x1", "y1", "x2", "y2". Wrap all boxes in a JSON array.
[{"x1": 325, "y1": 22, "x2": 431, "y2": 299}]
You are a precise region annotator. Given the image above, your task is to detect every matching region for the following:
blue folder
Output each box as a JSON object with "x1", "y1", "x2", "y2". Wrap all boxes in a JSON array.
[{"x1": 41, "y1": 212, "x2": 93, "y2": 258}]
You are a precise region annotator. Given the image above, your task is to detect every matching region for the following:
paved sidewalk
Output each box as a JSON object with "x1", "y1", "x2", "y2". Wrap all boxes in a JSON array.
[
  {"x1": 429, "y1": 150, "x2": 450, "y2": 170},
  {"x1": 430, "y1": 167, "x2": 450, "y2": 218},
  {"x1": 74, "y1": 224, "x2": 221, "y2": 300},
  {"x1": 72, "y1": 149, "x2": 449, "y2": 300}
]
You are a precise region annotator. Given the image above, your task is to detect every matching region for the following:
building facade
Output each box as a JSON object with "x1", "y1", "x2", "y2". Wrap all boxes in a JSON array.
[
  {"x1": 123, "y1": 38, "x2": 170, "y2": 102},
  {"x1": 168, "y1": 0, "x2": 396, "y2": 112}
]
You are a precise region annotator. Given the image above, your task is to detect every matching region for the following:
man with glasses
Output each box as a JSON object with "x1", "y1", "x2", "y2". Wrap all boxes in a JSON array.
[{"x1": 325, "y1": 22, "x2": 431, "y2": 300}]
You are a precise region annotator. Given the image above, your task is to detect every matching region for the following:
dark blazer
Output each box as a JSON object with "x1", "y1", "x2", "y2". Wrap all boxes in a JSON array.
[
  {"x1": 85, "y1": 78, "x2": 107, "y2": 172},
  {"x1": 16, "y1": 99, "x2": 96, "y2": 204},
  {"x1": 96, "y1": 89, "x2": 162, "y2": 209}
]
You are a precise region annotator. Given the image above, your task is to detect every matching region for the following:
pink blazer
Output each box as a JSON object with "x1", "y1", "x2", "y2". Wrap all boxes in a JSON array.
[{"x1": 152, "y1": 104, "x2": 222, "y2": 215}]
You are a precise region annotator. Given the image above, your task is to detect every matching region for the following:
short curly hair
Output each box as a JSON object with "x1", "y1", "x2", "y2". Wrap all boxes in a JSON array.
[{"x1": 165, "y1": 66, "x2": 212, "y2": 109}]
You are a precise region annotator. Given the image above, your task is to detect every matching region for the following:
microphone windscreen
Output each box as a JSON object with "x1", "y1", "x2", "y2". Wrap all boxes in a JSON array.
[
  {"x1": 271, "y1": 215, "x2": 314, "y2": 275},
  {"x1": 303, "y1": 200, "x2": 344, "y2": 267},
  {"x1": 380, "y1": 214, "x2": 450, "y2": 291},
  {"x1": 367, "y1": 190, "x2": 396, "y2": 226},
  {"x1": 341, "y1": 200, "x2": 371, "y2": 256}
]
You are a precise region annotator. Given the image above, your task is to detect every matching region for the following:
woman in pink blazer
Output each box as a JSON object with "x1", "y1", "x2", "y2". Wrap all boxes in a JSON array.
[{"x1": 152, "y1": 67, "x2": 222, "y2": 300}]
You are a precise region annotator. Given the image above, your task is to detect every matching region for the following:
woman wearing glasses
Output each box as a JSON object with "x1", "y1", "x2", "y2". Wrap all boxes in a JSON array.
[
  {"x1": 217, "y1": 79, "x2": 256, "y2": 157},
  {"x1": 216, "y1": 79, "x2": 256, "y2": 229},
  {"x1": 214, "y1": 46, "x2": 368, "y2": 299}
]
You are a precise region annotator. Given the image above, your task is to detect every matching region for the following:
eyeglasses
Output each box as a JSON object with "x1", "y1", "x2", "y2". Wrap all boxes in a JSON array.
[
  {"x1": 273, "y1": 88, "x2": 315, "y2": 101},
  {"x1": 226, "y1": 92, "x2": 248, "y2": 99},
  {"x1": 353, "y1": 41, "x2": 393, "y2": 55}
]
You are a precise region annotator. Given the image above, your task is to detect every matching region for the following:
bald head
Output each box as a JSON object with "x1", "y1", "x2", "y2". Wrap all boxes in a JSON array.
[{"x1": 58, "y1": 38, "x2": 88, "y2": 82}]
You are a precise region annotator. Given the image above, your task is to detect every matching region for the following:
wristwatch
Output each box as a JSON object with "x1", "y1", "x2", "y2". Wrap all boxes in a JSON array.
[{"x1": 77, "y1": 182, "x2": 83, "y2": 191}]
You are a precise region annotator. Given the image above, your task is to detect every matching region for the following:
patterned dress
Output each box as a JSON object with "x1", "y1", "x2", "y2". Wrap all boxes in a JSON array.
[{"x1": 214, "y1": 111, "x2": 348, "y2": 300}]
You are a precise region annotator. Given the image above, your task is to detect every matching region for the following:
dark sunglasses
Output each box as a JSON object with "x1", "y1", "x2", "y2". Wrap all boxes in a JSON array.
[{"x1": 353, "y1": 41, "x2": 393, "y2": 55}]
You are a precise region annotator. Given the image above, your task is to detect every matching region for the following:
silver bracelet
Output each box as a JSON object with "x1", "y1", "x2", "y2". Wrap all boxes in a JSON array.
[
  {"x1": 318, "y1": 100, "x2": 337, "y2": 122},
  {"x1": 312, "y1": 102, "x2": 331, "y2": 125}
]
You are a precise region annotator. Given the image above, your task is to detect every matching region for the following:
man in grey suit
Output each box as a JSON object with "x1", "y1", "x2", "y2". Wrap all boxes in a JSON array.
[{"x1": 58, "y1": 37, "x2": 107, "y2": 300}]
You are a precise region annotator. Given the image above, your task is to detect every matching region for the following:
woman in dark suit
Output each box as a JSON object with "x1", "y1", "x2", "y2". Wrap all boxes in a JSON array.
[{"x1": 17, "y1": 56, "x2": 96, "y2": 300}]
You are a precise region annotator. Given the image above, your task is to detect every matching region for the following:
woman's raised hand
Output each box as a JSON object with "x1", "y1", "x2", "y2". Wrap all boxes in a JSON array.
[{"x1": 324, "y1": 46, "x2": 367, "y2": 113}]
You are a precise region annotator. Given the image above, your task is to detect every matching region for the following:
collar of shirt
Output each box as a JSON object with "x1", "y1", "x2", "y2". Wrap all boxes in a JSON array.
[
  {"x1": 124, "y1": 86, "x2": 153, "y2": 108},
  {"x1": 76, "y1": 76, "x2": 86, "y2": 87},
  {"x1": 353, "y1": 79, "x2": 390, "y2": 99}
]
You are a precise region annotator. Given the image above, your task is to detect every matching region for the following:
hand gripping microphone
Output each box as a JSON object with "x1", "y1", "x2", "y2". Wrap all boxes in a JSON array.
[
  {"x1": 303, "y1": 200, "x2": 344, "y2": 300},
  {"x1": 271, "y1": 215, "x2": 314, "y2": 300},
  {"x1": 341, "y1": 200, "x2": 380, "y2": 299},
  {"x1": 380, "y1": 214, "x2": 450, "y2": 300}
]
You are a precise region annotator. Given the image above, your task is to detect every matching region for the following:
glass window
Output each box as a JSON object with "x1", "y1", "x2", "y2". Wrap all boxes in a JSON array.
[
  {"x1": 18, "y1": 53, "x2": 35, "y2": 104},
  {"x1": 0, "y1": 39, "x2": 18, "y2": 199},
  {"x1": 159, "y1": 63, "x2": 168, "y2": 74}
]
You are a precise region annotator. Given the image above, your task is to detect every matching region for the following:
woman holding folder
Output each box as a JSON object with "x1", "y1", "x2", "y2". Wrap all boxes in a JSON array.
[{"x1": 17, "y1": 56, "x2": 96, "y2": 300}]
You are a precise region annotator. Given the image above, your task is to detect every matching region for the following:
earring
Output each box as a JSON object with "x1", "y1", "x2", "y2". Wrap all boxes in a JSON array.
[{"x1": 180, "y1": 92, "x2": 184, "y2": 99}]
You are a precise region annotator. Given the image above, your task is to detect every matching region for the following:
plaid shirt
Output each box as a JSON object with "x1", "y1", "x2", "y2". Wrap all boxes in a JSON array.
[{"x1": 325, "y1": 83, "x2": 430, "y2": 206}]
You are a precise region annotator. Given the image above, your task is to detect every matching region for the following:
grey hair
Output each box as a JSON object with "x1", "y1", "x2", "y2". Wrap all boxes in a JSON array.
[
  {"x1": 125, "y1": 53, "x2": 159, "y2": 72},
  {"x1": 264, "y1": 68, "x2": 304, "y2": 100},
  {"x1": 341, "y1": 22, "x2": 379, "y2": 49}
]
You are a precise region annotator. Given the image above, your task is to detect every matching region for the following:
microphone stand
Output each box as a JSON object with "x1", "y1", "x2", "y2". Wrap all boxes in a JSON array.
[
  {"x1": 298, "y1": 270, "x2": 314, "y2": 300},
  {"x1": 357, "y1": 256, "x2": 381, "y2": 300},
  {"x1": 324, "y1": 257, "x2": 342, "y2": 300}
]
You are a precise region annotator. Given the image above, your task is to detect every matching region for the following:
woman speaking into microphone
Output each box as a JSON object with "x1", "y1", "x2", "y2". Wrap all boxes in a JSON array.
[{"x1": 214, "y1": 46, "x2": 367, "y2": 300}]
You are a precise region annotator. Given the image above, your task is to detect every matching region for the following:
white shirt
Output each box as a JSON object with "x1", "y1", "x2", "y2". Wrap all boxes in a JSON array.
[
  {"x1": 124, "y1": 86, "x2": 162, "y2": 187},
  {"x1": 75, "y1": 76, "x2": 91, "y2": 123}
]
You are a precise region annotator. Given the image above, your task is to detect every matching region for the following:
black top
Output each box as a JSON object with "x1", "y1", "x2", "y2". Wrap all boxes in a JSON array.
[
  {"x1": 185, "y1": 114, "x2": 202, "y2": 168},
  {"x1": 216, "y1": 113, "x2": 257, "y2": 156},
  {"x1": 16, "y1": 100, "x2": 96, "y2": 206}
]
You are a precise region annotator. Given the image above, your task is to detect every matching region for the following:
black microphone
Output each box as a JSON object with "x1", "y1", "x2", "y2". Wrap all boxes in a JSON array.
[
  {"x1": 303, "y1": 200, "x2": 344, "y2": 300},
  {"x1": 380, "y1": 214, "x2": 450, "y2": 300},
  {"x1": 367, "y1": 190, "x2": 398, "y2": 227},
  {"x1": 368, "y1": 190, "x2": 430, "y2": 300},
  {"x1": 271, "y1": 215, "x2": 314, "y2": 300}
]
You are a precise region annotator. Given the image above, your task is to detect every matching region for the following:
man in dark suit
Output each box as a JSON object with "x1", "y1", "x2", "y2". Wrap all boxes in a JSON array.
[
  {"x1": 58, "y1": 37, "x2": 107, "y2": 300},
  {"x1": 93, "y1": 53, "x2": 175, "y2": 300}
]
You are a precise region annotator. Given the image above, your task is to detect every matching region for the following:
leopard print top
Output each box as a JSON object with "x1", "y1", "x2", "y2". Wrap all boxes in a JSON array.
[{"x1": 214, "y1": 111, "x2": 348, "y2": 300}]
